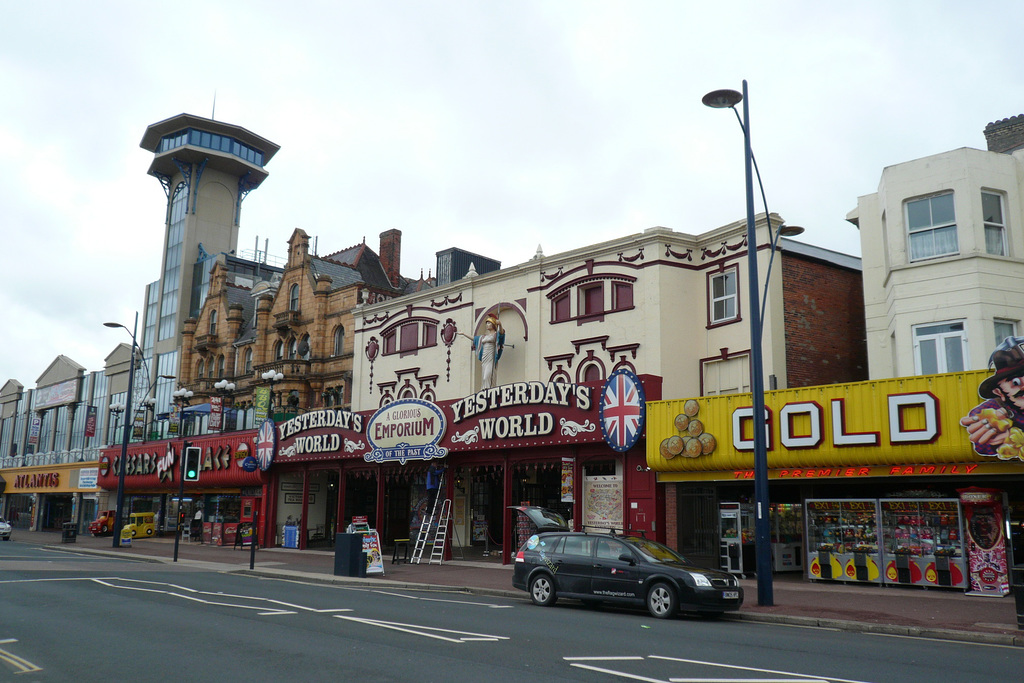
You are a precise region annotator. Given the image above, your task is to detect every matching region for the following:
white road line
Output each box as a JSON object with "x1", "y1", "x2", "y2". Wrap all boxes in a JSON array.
[
  {"x1": 370, "y1": 589, "x2": 513, "y2": 607},
  {"x1": 650, "y1": 656, "x2": 872, "y2": 683},
  {"x1": 0, "y1": 647, "x2": 42, "y2": 674},
  {"x1": 567, "y1": 662, "x2": 669, "y2": 683},
  {"x1": 335, "y1": 615, "x2": 509, "y2": 644},
  {"x1": 565, "y1": 657, "x2": 646, "y2": 661}
]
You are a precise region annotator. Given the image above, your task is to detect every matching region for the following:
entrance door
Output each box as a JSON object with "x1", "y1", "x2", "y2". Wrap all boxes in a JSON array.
[{"x1": 628, "y1": 498, "x2": 655, "y2": 537}]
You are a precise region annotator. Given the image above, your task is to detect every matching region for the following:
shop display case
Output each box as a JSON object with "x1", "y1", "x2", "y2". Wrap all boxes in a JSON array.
[
  {"x1": 771, "y1": 503, "x2": 803, "y2": 572},
  {"x1": 880, "y1": 499, "x2": 967, "y2": 588},
  {"x1": 805, "y1": 499, "x2": 881, "y2": 583}
]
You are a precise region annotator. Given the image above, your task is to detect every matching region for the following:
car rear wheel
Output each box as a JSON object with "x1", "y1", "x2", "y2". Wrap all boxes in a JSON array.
[
  {"x1": 529, "y1": 574, "x2": 557, "y2": 607},
  {"x1": 646, "y1": 582, "x2": 677, "y2": 619}
]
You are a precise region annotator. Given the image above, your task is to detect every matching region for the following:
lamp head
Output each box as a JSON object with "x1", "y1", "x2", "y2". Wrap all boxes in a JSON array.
[
  {"x1": 702, "y1": 89, "x2": 743, "y2": 109},
  {"x1": 778, "y1": 224, "x2": 805, "y2": 237},
  {"x1": 103, "y1": 322, "x2": 121, "y2": 329}
]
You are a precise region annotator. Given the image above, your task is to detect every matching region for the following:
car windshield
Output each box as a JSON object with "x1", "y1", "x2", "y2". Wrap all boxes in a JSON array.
[
  {"x1": 522, "y1": 507, "x2": 567, "y2": 528},
  {"x1": 622, "y1": 536, "x2": 690, "y2": 564}
]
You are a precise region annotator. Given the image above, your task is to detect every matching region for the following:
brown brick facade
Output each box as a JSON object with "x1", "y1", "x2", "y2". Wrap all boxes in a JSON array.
[{"x1": 781, "y1": 253, "x2": 867, "y2": 387}]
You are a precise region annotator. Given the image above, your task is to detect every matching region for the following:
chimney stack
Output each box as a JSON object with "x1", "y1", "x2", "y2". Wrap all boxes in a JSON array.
[
  {"x1": 984, "y1": 115, "x2": 1024, "y2": 154},
  {"x1": 379, "y1": 229, "x2": 402, "y2": 288}
]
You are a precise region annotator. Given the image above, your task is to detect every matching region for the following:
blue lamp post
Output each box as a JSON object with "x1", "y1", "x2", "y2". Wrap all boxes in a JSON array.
[
  {"x1": 104, "y1": 313, "x2": 139, "y2": 549},
  {"x1": 702, "y1": 80, "x2": 786, "y2": 607}
]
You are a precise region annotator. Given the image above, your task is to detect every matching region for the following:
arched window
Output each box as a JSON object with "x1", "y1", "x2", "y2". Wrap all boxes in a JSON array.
[
  {"x1": 209, "y1": 310, "x2": 218, "y2": 335},
  {"x1": 217, "y1": 355, "x2": 225, "y2": 378},
  {"x1": 288, "y1": 337, "x2": 297, "y2": 359},
  {"x1": 244, "y1": 348, "x2": 253, "y2": 374},
  {"x1": 583, "y1": 364, "x2": 603, "y2": 383},
  {"x1": 274, "y1": 341, "x2": 284, "y2": 360},
  {"x1": 197, "y1": 359, "x2": 205, "y2": 378},
  {"x1": 289, "y1": 284, "x2": 299, "y2": 311},
  {"x1": 300, "y1": 334, "x2": 311, "y2": 360},
  {"x1": 333, "y1": 325, "x2": 345, "y2": 356}
]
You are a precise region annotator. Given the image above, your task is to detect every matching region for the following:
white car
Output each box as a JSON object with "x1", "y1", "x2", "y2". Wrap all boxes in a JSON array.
[{"x1": 0, "y1": 516, "x2": 11, "y2": 541}]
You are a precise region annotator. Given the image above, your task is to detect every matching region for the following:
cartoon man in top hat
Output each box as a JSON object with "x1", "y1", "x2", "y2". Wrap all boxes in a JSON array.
[{"x1": 960, "y1": 336, "x2": 1024, "y2": 460}]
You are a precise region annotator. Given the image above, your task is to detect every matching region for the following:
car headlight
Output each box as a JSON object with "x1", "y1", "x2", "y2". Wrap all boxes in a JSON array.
[{"x1": 690, "y1": 572, "x2": 712, "y2": 587}]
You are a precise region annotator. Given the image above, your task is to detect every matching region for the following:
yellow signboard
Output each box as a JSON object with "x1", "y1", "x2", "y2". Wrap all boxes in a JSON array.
[{"x1": 646, "y1": 370, "x2": 1024, "y2": 475}]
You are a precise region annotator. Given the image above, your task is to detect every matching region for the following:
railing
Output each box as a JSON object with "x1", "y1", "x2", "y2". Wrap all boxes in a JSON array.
[{"x1": 1, "y1": 447, "x2": 104, "y2": 468}]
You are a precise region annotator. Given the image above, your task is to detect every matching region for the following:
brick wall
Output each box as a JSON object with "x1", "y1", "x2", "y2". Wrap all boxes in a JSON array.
[
  {"x1": 782, "y1": 254, "x2": 867, "y2": 387},
  {"x1": 984, "y1": 115, "x2": 1024, "y2": 154}
]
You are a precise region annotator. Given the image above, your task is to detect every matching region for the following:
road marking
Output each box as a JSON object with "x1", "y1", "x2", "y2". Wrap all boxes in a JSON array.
[
  {"x1": 0, "y1": 645, "x2": 42, "y2": 675},
  {"x1": 565, "y1": 657, "x2": 645, "y2": 661},
  {"x1": 90, "y1": 578, "x2": 354, "y2": 616},
  {"x1": 564, "y1": 656, "x2": 871, "y2": 683},
  {"x1": 335, "y1": 615, "x2": 509, "y2": 644},
  {"x1": 372, "y1": 589, "x2": 513, "y2": 608},
  {"x1": 651, "y1": 656, "x2": 870, "y2": 683}
]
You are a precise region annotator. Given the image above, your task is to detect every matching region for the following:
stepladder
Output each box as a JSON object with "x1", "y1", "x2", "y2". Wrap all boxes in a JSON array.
[
  {"x1": 427, "y1": 499, "x2": 452, "y2": 565},
  {"x1": 412, "y1": 475, "x2": 445, "y2": 564}
]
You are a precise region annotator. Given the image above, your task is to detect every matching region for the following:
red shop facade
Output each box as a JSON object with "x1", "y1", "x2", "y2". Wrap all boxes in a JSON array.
[
  {"x1": 97, "y1": 430, "x2": 268, "y2": 546},
  {"x1": 266, "y1": 375, "x2": 663, "y2": 563}
]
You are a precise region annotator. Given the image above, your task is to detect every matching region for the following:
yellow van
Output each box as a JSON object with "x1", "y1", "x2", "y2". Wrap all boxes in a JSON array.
[{"x1": 124, "y1": 512, "x2": 156, "y2": 538}]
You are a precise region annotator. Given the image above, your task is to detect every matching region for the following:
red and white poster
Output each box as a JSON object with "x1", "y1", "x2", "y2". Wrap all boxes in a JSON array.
[
  {"x1": 209, "y1": 396, "x2": 223, "y2": 432},
  {"x1": 958, "y1": 487, "x2": 1010, "y2": 596}
]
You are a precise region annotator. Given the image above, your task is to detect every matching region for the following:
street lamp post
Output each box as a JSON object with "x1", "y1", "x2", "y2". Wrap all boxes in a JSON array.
[
  {"x1": 261, "y1": 370, "x2": 283, "y2": 417},
  {"x1": 703, "y1": 80, "x2": 777, "y2": 606},
  {"x1": 171, "y1": 387, "x2": 193, "y2": 562},
  {"x1": 104, "y1": 314, "x2": 139, "y2": 549}
]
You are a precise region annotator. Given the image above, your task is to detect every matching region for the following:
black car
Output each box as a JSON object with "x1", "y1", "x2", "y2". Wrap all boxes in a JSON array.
[{"x1": 513, "y1": 531, "x2": 743, "y2": 619}]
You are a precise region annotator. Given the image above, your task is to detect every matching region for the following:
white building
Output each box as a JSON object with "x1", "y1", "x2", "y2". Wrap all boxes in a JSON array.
[{"x1": 848, "y1": 115, "x2": 1024, "y2": 378}]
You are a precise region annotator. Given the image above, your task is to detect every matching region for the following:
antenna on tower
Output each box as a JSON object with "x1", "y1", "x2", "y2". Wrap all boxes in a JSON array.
[{"x1": 212, "y1": 90, "x2": 217, "y2": 120}]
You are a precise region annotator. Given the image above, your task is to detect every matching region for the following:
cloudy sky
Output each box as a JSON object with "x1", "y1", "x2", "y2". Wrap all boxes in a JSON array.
[{"x1": 2, "y1": 1, "x2": 1020, "y2": 389}]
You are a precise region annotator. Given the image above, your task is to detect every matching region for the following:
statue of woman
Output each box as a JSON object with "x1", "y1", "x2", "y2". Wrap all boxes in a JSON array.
[{"x1": 459, "y1": 315, "x2": 505, "y2": 390}]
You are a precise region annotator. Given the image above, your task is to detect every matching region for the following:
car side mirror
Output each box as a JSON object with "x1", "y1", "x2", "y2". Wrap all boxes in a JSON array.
[{"x1": 618, "y1": 552, "x2": 636, "y2": 565}]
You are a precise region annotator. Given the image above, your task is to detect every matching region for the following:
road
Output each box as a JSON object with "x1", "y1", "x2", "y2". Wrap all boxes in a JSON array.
[{"x1": 0, "y1": 541, "x2": 1017, "y2": 682}]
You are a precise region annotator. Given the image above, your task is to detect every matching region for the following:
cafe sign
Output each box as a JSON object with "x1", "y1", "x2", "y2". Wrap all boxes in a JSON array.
[{"x1": 365, "y1": 398, "x2": 447, "y2": 465}]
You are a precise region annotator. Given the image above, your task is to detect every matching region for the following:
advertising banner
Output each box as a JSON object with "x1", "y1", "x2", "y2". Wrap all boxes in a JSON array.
[{"x1": 209, "y1": 396, "x2": 223, "y2": 432}]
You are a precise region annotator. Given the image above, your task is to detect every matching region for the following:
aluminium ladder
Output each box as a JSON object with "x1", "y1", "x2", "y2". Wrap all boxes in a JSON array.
[{"x1": 411, "y1": 470, "x2": 445, "y2": 564}]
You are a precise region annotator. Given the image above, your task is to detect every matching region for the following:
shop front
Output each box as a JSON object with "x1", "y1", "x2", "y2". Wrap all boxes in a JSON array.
[
  {"x1": 97, "y1": 430, "x2": 267, "y2": 546},
  {"x1": 0, "y1": 464, "x2": 101, "y2": 534},
  {"x1": 264, "y1": 374, "x2": 663, "y2": 563},
  {"x1": 648, "y1": 370, "x2": 1024, "y2": 594}
]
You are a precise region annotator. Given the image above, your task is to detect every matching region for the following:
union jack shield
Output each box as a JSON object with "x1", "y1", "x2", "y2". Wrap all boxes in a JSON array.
[{"x1": 599, "y1": 369, "x2": 646, "y2": 452}]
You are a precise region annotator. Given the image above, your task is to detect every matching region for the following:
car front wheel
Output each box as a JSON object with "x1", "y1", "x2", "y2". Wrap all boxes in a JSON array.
[
  {"x1": 529, "y1": 573, "x2": 557, "y2": 607},
  {"x1": 646, "y1": 582, "x2": 677, "y2": 619}
]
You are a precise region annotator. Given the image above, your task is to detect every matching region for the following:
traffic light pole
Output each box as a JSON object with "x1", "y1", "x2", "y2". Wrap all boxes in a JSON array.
[{"x1": 172, "y1": 440, "x2": 191, "y2": 563}]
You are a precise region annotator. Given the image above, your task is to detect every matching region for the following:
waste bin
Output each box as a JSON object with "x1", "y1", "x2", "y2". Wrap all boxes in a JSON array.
[
  {"x1": 334, "y1": 533, "x2": 367, "y2": 578},
  {"x1": 61, "y1": 522, "x2": 77, "y2": 544},
  {"x1": 1012, "y1": 565, "x2": 1024, "y2": 629}
]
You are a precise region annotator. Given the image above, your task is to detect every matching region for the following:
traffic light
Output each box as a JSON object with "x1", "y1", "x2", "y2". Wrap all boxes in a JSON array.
[{"x1": 183, "y1": 446, "x2": 201, "y2": 482}]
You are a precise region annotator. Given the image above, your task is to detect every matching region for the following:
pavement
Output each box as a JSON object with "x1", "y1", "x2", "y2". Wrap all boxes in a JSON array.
[{"x1": 9, "y1": 528, "x2": 1024, "y2": 647}]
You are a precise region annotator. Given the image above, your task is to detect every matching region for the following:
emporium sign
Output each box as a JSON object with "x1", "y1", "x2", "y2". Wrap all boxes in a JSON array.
[{"x1": 366, "y1": 398, "x2": 447, "y2": 464}]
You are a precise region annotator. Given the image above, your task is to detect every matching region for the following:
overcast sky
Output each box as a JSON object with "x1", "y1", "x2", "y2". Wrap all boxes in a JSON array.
[{"x1": 2, "y1": 1, "x2": 1021, "y2": 390}]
